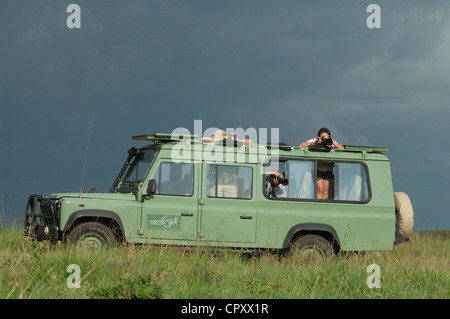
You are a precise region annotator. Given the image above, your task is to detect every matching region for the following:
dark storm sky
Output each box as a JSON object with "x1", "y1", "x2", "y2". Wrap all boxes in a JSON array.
[{"x1": 1, "y1": 1, "x2": 449, "y2": 230}]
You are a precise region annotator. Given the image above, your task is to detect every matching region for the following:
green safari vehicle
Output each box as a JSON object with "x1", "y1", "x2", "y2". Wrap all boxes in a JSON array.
[{"x1": 24, "y1": 133, "x2": 414, "y2": 257}]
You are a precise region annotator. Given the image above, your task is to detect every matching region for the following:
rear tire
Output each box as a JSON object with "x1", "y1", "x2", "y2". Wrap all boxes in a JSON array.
[
  {"x1": 288, "y1": 234, "x2": 334, "y2": 261},
  {"x1": 394, "y1": 192, "x2": 414, "y2": 240},
  {"x1": 66, "y1": 222, "x2": 118, "y2": 250}
]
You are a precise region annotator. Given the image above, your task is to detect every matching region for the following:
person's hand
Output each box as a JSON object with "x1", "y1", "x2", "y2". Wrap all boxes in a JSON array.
[{"x1": 270, "y1": 171, "x2": 281, "y2": 177}]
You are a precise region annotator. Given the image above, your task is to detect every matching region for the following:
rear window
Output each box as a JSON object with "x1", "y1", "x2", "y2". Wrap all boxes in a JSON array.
[{"x1": 263, "y1": 159, "x2": 370, "y2": 202}]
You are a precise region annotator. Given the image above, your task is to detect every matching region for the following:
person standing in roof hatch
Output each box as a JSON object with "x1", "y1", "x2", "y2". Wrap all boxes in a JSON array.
[
  {"x1": 299, "y1": 127, "x2": 344, "y2": 150},
  {"x1": 300, "y1": 128, "x2": 344, "y2": 200}
]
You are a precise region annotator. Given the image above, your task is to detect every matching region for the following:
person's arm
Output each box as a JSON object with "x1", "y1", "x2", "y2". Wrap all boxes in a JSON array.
[
  {"x1": 268, "y1": 171, "x2": 281, "y2": 177},
  {"x1": 333, "y1": 140, "x2": 344, "y2": 149},
  {"x1": 229, "y1": 133, "x2": 253, "y2": 144},
  {"x1": 300, "y1": 138, "x2": 317, "y2": 147}
]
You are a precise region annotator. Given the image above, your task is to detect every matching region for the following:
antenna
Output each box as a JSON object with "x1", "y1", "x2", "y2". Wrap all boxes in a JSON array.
[{"x1": 80, "y1": 103, "x2": 96, "y2": 197}]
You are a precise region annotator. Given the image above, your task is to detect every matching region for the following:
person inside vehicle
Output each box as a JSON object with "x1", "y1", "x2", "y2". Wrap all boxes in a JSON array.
[
  {"x1": 300, "y1": 127, "x2": 343, "y2": 200},
  {"x1": 266, "y1": 171, "x2": 288, "y2": 198}
]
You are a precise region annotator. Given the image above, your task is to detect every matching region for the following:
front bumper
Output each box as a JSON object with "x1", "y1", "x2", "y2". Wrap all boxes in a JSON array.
[{"x1": 24, "y1": 194, "x2": 60, "y2": 241}]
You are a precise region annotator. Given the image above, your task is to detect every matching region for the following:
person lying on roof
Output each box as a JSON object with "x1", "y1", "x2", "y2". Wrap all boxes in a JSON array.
[{"x1": 201, "y1": 129, "x2": 253, "y2": 145}]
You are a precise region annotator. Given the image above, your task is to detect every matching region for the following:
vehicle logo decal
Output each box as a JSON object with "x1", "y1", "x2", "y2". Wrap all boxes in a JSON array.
[{"x1": 147, "y1": 215, "x2": 180, "y2": 229}]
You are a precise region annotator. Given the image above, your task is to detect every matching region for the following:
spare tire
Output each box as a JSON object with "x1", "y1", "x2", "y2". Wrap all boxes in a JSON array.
[{"x1": 394, "y1": 192, "x2": 414, "y2": 240}]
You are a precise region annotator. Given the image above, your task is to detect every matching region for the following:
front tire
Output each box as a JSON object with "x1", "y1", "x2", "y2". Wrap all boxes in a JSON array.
[
  {"x1": 288, "y1": 234, "x2": 334, "y2": 261},
  {"x1": 66, "y1": 222, "x2": 118, "y2": 250}
]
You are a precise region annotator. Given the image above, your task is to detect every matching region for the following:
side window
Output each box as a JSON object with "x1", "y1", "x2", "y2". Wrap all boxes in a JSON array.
[
  {"x1": 153, "y1": 162, "x2": 194, "y2": 196},
  {"x1": 263, "y1": 159, "x2": 370, "y2": 202},
  {"x1": 207, "y1": 165, "x2": 253, "y2": 199},
  {"x1": 286, "y1": 160, "x2": 315, "y2": 199},
  {"x1": 263, "y1": 160, "x2": 314, "y2": 199},
  {"x1": 334, "y1": 163, "x2": 369, "y2": 201}
]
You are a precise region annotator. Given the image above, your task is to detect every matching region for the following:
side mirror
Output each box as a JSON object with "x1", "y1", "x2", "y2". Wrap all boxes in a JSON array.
[{"x1": 146, "y1": 179, "x2": 156, "y2": 196}]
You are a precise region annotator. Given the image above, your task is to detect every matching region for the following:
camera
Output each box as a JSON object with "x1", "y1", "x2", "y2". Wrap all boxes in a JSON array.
[
  {"x1": 308, "y1": 137, "x2": 333, "y2": 152},
  {"x1": 321, "y1": 137, "x2": 333, "y2": 146},
  {"x1": 268, "y1": 174, "x2": 289, "y2": 186}
]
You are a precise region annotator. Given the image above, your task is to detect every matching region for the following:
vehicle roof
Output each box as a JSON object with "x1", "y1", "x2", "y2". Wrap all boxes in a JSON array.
[{"x1": 132, "y1": 133, "x2": 390, "y2": 162}]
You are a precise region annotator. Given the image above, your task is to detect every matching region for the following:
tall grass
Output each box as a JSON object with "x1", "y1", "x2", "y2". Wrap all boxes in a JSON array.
[{"x1": 0, "y1": 227, "x2": 448, "y2": 299}]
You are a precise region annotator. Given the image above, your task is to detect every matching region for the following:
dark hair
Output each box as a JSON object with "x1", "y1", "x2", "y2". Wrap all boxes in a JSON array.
[{"x1": 317, "y1": 127, "x2": 331, "y2": 138}]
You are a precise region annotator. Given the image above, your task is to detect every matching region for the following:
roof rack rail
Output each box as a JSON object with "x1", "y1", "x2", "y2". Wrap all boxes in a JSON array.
[
  {"x1": 265, "y1": 143, "x2": 292, "y2": 151},
  {"x1": 132, "y1": 133, "x2": 198, "y2": 143},
  {"x1": 342, "y1": 145, "x2": 389, "y2": 153}
]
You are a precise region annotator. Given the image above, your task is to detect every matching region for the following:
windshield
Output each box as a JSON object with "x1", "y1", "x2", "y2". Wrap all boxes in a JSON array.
[{"x1": 118, "y1": 149, "x2": 157, "y2": 192}]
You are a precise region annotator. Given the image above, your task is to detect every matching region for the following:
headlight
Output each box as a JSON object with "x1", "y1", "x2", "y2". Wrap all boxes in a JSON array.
[{"x1": 56, "y1": 202, "x2": 62, "y2": 220}]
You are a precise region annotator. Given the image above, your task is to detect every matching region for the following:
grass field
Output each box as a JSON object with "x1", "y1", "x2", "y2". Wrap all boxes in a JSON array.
[{"x1": 0, "y1": 223, "x2": 448, "y2": 299}]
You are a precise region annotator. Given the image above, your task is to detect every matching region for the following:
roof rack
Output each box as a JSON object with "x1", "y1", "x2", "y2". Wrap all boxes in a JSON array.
[
  {"x1": 132, "y1": 133, "x2": 199, "y2": 143},
  {"x1": 341, "y1": 145, "x2": 389, "y2": 153},
  {"x1": 265, "y1": 143, "x2": 292, "y2": 151},
  {"x1": 131, "y1": 133, "x2": 389, "y2": 154}
]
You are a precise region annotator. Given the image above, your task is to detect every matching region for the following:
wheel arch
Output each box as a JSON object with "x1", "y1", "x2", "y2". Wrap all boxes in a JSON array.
[
  {"x1": 63, "y1": 209, "x2": 126, "y2": 241},
  {"x1": 282, "y1": 223, "x2": 341, "y2": 253}
]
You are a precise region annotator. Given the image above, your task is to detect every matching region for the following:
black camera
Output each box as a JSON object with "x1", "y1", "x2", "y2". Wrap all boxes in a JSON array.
[
  {"x1": 321, "y1": 137, "x2": 333, "y2": 146},
  {"x1": 268, "y1": 174, "x2": 289, "y2": 186},
  {"x1": 308, "y1": 137, "x2": 333, "y2": 152}
]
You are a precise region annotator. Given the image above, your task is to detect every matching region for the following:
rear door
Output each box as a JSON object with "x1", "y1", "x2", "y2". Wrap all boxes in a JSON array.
[{"x1": 199, "y1": 163, "x2": 257, "y2": 243}]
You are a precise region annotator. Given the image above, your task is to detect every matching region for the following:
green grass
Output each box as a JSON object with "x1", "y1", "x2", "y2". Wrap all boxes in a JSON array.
[{"x1": 0, "y1": 225, "x2": 448, "y2": 299}]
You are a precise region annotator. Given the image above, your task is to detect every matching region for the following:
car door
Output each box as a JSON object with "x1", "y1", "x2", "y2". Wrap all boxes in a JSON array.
[
  {"x1": 199, "y1": 163, "x2": 257, "y2": 243},
  {"x1": 140, "y1": 161, "x2": 198, "y2": 241}
]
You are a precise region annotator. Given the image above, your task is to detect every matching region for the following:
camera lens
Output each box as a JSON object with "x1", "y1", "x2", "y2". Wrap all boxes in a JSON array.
[{"x1": 322, "y1": 138, "x2": 332, "y2": 146}]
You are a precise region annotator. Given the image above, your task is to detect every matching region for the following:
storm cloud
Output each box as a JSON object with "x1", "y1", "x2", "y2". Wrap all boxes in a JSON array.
[{"x1": 1, "y1": 1, "x2": 449, "y2": 229}]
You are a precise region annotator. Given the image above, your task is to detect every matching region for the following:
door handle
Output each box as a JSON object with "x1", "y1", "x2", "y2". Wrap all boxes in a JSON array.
[
  {"x1": 181, "y1": 213, "x2": 194, "y2": 217},
  {"x1": 240, "y1": 216, "x2": 253, "y2": 220}
]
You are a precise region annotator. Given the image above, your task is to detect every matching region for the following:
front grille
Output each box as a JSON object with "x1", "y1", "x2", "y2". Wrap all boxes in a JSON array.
[
  {"x1": 24, "y1": 195, "x2": 57, "y2": 228},
  {"x1": 40, "y1": 199, "x2": 55, "y2": 224}
]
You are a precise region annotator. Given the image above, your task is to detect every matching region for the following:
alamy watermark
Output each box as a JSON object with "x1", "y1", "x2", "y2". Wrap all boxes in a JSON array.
[
  {"x1": 66, "y1": 264, "x2": 81, "y2": 288},
  {"x1": 66, "y1": 4, "x2": 81, "y2": 29},
  {"x1": 64, "y1": 262, "x2": 380, "y2": 291},
  {"x1": 366, "y1": 264, "x2": 381, "y2": 289},
  {"x1": 65, "y1": 4, "x2": 381, "y2": 30},
  {"x1": 366, "y1": 4, "x2": 381, "y2": 29},
  {"x1": 170, "y1": 120, "x2": 281, "y2": 172}
]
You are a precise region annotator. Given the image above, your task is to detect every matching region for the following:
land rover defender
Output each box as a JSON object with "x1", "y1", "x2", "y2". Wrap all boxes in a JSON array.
[{"x1": 24, "y1": 133, "x2": 414, "y2": 257}]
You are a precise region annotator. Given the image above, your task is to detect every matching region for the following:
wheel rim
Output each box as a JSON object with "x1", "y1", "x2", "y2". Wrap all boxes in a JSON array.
[
  {"x1": 78, "y1": 234, "x2": 104, "y2": 250},
  {"x1": 298, "y1": 246, "x2": 325, "y2": 260}
]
